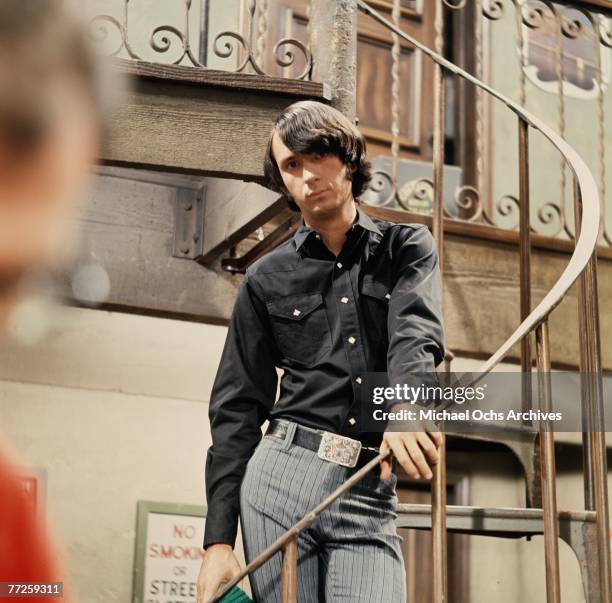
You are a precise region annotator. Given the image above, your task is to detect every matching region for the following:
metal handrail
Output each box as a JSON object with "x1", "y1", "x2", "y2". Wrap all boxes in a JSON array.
[{"x1": 209, "y1": 1, "x2": 607, "y2": 601}]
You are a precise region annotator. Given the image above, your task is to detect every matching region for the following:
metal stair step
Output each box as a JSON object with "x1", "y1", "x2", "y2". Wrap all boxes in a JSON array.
[{"x1": 395, "y1": 504, "x2": 595, "y2": 539}]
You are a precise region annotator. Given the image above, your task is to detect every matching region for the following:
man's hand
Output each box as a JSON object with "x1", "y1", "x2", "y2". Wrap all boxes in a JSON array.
[
  {"x1": 197, "y1": 544, "x2": 242, "y2": 603},
  {"x1": 380, "y1": 427, "x2": 442, "y2": 480}
]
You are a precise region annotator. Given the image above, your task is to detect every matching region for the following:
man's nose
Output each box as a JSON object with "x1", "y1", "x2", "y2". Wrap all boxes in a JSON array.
[{"x1": 303, "y1": 163, "x2": 319, "y2": 184}]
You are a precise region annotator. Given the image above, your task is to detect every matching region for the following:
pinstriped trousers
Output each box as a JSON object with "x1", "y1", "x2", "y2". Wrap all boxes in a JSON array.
[{"x1": 239, "y1": 421, "x2": 406, "y2": 602}]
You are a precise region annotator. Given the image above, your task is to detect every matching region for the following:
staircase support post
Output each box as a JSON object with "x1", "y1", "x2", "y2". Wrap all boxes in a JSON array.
[
  {"x1": 431, "y1": 1, "x2": 448, "y2": 601},
  {"x1": 280, "y1": 537, "x2": 298, "y2": 603},
  {"x1": 309, "y1": 0, "x2": 358, "y2": 120},
  {"x1": 535, "y1": 320, "x2": 561, "y2": 603},
  {"x1": 573, "y1": 177, "x2": 612, "y2": 601}
]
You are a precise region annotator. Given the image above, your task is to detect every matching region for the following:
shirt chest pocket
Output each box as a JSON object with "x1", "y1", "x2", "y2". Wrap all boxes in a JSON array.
[
  {"x1": 266, "y1": 292, "x2": 332, "y2": 367},
  {"x1": 361, "y1": 278, "x2": 391, "y2": 343}
]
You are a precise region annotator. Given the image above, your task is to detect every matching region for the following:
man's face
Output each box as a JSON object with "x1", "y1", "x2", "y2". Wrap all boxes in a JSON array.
[{"x1": 271, "y1": 132, "x2": 354, "y2": 220}]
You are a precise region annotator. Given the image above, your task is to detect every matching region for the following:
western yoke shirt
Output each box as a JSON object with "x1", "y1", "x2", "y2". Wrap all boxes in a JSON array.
[{"x1": 204, "y1": 208, "x2": 445, "y2": 548}]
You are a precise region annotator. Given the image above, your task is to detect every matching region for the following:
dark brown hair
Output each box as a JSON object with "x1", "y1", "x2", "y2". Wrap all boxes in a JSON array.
[
  {"x1": 263, "y1": 100, "x2": 372, "y2": 212},
  {"x1": 0, "y1": 0, "x2": 103, "y2": 153}
]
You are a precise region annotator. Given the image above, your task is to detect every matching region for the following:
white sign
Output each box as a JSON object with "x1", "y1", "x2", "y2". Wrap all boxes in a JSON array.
[{"x1": 134, "y1": 502, "x2": 206, "y2": 603}]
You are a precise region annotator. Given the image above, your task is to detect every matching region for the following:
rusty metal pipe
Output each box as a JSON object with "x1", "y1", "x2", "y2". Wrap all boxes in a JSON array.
[
  {"x1": 432, "y1": 434, "x2": 448, "y2": 603},
  {"x1": 577, "y1": 181, "x2": 612, "y2": 599},
  {"x1": 573, "y1": 176, "x2": 611, "y2": 600},
  {"x1": 518, "y1": 119, "x2": 532, "y2": 418},
  {"x1": 573, "y1": 177, "x2": 595, "y2": 511},
  {"x1": 535, "y1": 321, "x2": 561, "y2": 603},
  {"x1": 280, "y1": 537, "x2": 298, "y2": 603},
  {"x1": 431, "y1": 2, "x2": 447, "y2": 599}
]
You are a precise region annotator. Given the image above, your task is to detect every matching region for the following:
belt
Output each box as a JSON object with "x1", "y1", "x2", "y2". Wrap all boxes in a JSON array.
[{"x1": 266, "y1": 419, "x2": 382, "y2": 469}]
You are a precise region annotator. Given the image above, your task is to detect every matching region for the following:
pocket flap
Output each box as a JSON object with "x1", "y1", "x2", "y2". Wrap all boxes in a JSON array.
[
  {"x1": 266, "y1": 292, "x2": 324, "y2": 321},
  {"x1": 361, "y1": 278, "x2": 391, "y2": 302}
]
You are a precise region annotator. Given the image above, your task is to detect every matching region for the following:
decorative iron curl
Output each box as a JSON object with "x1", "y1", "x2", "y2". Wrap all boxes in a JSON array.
[
  {"x1": 441, "y1": 0, "x2": 468, "y2": 10},
  {"x1": 213, "y1": 31, "x2": 257, "y2": 74},
  {"x1": 559, "y1": 5, "x2": 609, "y2": 49},
  {"x1": 364, "y1": 173, "x2": 437, "y2": 214},
  {"x1": 88, "y1": 0, "x2": 140, "y2": 60},
  {"x1": 481, "y1": 194, "x2": 520, "y2": 228},
  {"x1": 452, "y1": 185, "x2": 484, "y2": 222},
  {"x1": 213, "y1": 0, "x2": 312, "y2": 80},
  {"x1": 535, "y1": 202, "x2": 564, "y2": 236},
  {"x1": 520, "y1": 1, "x2": 549, "y2": 30},
  {"x1": 363, "y1": 170, "x2": 397, "y2": 207},
  {"x1": 560, "y1": 14, "x2": 583, "y2": 39},
  {"x1": 273, "y1": 39, "x2": 314, "y2": 80},
  {"x1": 599, "y1": 17, "x2": 612, "y2": 48},
  {"x1": 150, "y1": 22, "x2": 201, "y2": 66},
  {"x1": 483, "y1": 0, "x2": 506, "y2": 21},
  {"x1": 88, "y1": 0, "x2": 312, "y2": 78},
  {"x1": 89, "y1": 15, "x2": 126, "y2": 57},
  {"x1": 397, "y1": 177, "x2": 434, "y2": 213}
]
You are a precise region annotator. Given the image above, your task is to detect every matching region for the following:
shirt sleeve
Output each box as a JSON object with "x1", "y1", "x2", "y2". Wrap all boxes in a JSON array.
[
  {"x1": 204, "y1": 276, "x2": 279, "y2": 549},
  {"x1": 386, "y1": 225, "x2": 445, "y2": 410}
]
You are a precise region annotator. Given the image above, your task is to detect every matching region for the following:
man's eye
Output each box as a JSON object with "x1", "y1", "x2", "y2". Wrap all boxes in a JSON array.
[{"x1": 286, "y1": 160, "x2": 298, "y2": 169}]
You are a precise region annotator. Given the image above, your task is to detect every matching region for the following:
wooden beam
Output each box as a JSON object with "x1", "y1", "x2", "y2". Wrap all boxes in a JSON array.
[
  {"x1": 64, "y1": 173, "x2": 241, "y2": 324},
  {"x1": 114, "y1": 59, "x2": 332, "y2": 98},
  {"x1": 100, "y1": 60, "x2": 330, "y2": 180},
  {"x1": 68, "y1": 175, "x2": 612, "y2": 369}
]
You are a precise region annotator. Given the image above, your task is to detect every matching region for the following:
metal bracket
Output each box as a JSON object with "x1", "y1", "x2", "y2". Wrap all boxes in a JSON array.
[
  {"x1": 221, "y1": 217, "x2": 299, "y2": 273},
  {"x1": 172, "y1": 187, "x2": 206, "y2": 260}
]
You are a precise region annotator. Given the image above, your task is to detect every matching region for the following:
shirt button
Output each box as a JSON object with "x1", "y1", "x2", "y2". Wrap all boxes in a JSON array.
[
  {"x1": 336, "y1": 262, "x2": 343, "y2": 269},
  {"x1": 385, "y1": 292, "x2": 391, "y2": 299},
  {"x1": 340, "y1": 297, "x2": 349, "y2": 304},
  {"x1": 315, "y1": 234, "x2": 321, "y2": 239},
  {"x1": 355, "y1": 377, "x2": 362, "y2": 384},
  {"x1": 348, "y1": 417, "x2": 356, "y2": 425},
  {"x1": 348, "y1": 336, "x2": 356, "y2": 345},
  {"x1": 292, "y1": 308, "x2": 301, "y2": 317}
]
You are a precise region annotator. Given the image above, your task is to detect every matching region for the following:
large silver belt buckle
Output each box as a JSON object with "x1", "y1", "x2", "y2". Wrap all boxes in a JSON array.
[{"x1": 317, "y1": 432, "x2": 362, "y2": 468}]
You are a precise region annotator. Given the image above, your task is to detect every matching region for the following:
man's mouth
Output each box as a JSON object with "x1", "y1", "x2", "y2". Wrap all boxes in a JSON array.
[{"x1": 307, "y1": 189, "x2": 327, "y2": 199}]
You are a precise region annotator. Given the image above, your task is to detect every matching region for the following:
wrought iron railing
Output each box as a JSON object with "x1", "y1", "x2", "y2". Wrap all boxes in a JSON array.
[
  {"x1": 88, "y1": 0, "x2": 313, "y2": 79},
  {"x1": 361, "y1": 0, "x2": 612, "y2": 249},
  {"x1": 88, "y1": 0, "x2": 611, "y2": 248},
  {"x1": 206, "y1": 0, "x2": 610, "y2": 601}
]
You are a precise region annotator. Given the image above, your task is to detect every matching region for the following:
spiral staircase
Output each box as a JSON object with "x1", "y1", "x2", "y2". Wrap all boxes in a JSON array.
[{"x1": 204, "y1": 2, "x2": 611, "y2": 601}]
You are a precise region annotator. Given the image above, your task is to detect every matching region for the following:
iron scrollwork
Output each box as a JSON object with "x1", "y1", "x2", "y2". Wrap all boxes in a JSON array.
[
  {"x1": 89, "y1": 0, "x2": 313, "y2": 80},
  {"x1": 213, "y1": 0, "x2": 312, "y2": 79}
]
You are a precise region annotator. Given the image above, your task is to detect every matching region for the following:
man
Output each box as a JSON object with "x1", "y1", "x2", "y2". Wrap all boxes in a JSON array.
[
  {"x1": 0, "y1": 1, "x2": 103, "y2": 599},
  {"x1": 198, "y1": 101, "x2": 445, "y2": 602}
]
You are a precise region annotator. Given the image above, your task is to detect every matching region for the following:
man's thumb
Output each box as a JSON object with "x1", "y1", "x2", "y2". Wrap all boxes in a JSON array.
[{"x1": 379, "y1": 457, "x2": 392, "y2": 480}]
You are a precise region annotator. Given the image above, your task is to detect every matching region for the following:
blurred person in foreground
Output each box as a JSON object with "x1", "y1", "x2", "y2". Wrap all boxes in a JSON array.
[{"x1": 0, "y1": 0, "x2": 104, "y2": 599}]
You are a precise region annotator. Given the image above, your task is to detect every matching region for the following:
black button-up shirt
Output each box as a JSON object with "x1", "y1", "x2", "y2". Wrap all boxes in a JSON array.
[{"x1": 204, "y1": 208, "x2": 445, "y2": 548}]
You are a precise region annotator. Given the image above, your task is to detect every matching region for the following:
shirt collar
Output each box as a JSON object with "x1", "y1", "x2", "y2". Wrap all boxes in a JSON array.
[{"x1": 293, "y1": 207, "x2": 382, "y2": 251}]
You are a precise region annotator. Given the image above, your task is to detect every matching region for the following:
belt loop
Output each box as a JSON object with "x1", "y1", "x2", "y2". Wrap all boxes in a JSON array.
[{"x1": 281, "y1": 421, "x2": 297, "y2": 451}]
